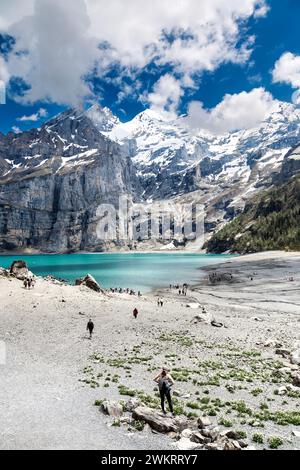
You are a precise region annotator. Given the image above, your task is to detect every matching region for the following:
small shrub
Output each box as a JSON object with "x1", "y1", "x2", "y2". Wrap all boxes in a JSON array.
[
  {"x1": 252, "y1": 433, "x2": 264, "y2": 444},
  {"x1": 268, "y1": 436, "x2": 283, "y2": 449}
]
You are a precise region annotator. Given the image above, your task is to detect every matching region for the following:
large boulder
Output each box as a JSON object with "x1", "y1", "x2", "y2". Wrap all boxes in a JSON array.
[
  {"x1": 100, "y1": 400, "x2": 123, "y2": 418},
  {"x1": 198, "y1": 416, "x2": 212, "y2": 429},
  {"x1": 0, "y1": 267, "x2": 9, "y2": 277},
  {"x1": 132, "y1": 406, "x2": 181, "y2": 433},
  {"x1": 78, "y1": 274, "x2": 103, "y2": 293},
  {"x1": 9, "y1": 260, "x2": 29, "y2": 280}
]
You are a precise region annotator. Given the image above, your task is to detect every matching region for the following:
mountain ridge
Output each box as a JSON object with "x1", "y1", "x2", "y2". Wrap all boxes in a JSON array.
[{"x1": 0, "y1": 101, "x2": 300, "y2": 252}]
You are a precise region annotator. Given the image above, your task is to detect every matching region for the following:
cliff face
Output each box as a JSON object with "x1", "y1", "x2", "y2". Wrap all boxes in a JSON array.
[
  {"x1": 1, "y1": 103, "x2": 300, "y2": 253},
  {"x1": 0, "y1": 110, "x2": 138, "y2": 252}
]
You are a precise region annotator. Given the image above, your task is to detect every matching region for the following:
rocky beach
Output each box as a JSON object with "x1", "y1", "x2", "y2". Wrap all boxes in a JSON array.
[{"x1": 0, "y1": 251, "x2": 300, "y2": 450}]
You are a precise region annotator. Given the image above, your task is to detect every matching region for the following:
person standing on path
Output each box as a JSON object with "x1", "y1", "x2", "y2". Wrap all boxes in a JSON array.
[
  {"x1": 154, "y1": 367, "x2": 175, "y2": 416},
  {"x1": 86, "y1": 319, "x2": 94, "y2": 339}
]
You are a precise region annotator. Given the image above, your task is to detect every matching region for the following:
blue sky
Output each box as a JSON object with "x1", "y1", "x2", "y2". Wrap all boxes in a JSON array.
[{"x1": 0, "y1": 0, "x2": 300, "y2": 135}]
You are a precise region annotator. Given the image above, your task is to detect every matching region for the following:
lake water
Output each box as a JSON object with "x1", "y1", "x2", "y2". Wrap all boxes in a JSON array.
[{"x1": 0, "y1": 253, "x2": 234, "y2": 292}]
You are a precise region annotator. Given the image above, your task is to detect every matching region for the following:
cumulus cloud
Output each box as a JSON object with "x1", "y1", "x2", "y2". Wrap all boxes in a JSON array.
[
  {"x1": 185, "y1": 87, "x2": 277, "y2": 134},
  {"x1": 0, "y1": 0, "x2": 268, "y2": 107},
  {"x1": 147, "y1": 74, "x2": 184, "y2": 118},
  {"x1": 17, "y1": 107, "x2": 48, "y2": 121},
  {"x1": 11, "y1": 125, "x2": 22, "y2": 134},
  {"x1": 272, "y1": 52, "x2": 300, "y2": 104}
]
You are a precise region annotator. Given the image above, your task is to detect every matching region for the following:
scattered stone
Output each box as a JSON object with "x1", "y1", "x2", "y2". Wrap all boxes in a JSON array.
[
  {"x1": 251, "y1": 317, "x2": 263, "y2": 322},
  {"x1": 181, "y1": 429, "x2": 193, "y2": 438},
  {"x1": 9, "y1": 260, "x2": 29, "y2": 280},
  {"x1": 292, "y1": 430, "x2": 300, "y2": 438},
  {"x1": 292, "y1": 373, "x2": 300, "y2": 387},
  {"x1": 193, "y1": 315, "x2": 207, "y2": 324},
  {"x1": 238, "y1": 439, "x2": 249, "y2": 449},
  {"x1": 119, "y1": 416, "x2": 132, "y2": 425},
  {"x1": 167, "y1": 432, "x2": 178, "y2": 440},
  {"x1": 175, "y1": 437, "x2": 202, "y2": 451},
  {"x1": 101, "y1": 400, "x2": 123, "y2": 418},
  {"x1": 211, "y1": 320, "x2": 223, "y2": 328},
  {"x1": 276, "y1": 386, "x2": 287, "y2": 396},
  {"x1": 198, "y1": 416, "x2": 212, "y2": 429},
  {"x1": 186, "y1": 303, "x2": 200, "y2": 309},
  {"x1": 173, "y1": 390, "x2": 191, "y2": 399},
  {"x1": 275, "y1": 349, "x2": 291, "y2": 358},
  {"x1": 190, "y1": 431, "x2": 207, "y2": 444},
  {"x1": 124, "y1": 397, "x2": 141, "y2": 412},
  {"x1": 223, "y1": 438, "x2": 241, "y2": 450},
  {"x1": 264, "y1": 339, "x2": 282, "y2": 348},
  {"x1": 201, "y1": 426, "x2": 220, "y2": 441},
  {"x1": 132, "y1": 406, "x2": 179, "y2": 433}
]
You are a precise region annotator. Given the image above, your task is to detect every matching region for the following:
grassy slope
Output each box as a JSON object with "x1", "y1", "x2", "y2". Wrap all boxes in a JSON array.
[{"x1": 206, "y1": 175, "x2": 300, "y2": 253}]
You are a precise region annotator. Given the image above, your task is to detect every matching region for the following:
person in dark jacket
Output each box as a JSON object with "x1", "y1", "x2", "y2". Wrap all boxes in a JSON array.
[
  {"x1": 154, "y1": 367, "x2": 175, "y2": 416},
  {"x1": 87, "y1": 319, "x2": 94, "y2": 339},
  {"x1": 133, "y1": 308, "x2": 138, "y2": 319}
]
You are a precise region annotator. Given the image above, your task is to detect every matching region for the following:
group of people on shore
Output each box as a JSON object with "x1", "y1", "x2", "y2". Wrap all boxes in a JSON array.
[
  {"x1": 23, "y1": 277, "x2": 36, "y2": 289},
  {"x1": 108, "y1": 287, "x2": 142, "y2": 297},
  {"x1": 169, "y1": 283, "x2": 189, "y2": 296}
]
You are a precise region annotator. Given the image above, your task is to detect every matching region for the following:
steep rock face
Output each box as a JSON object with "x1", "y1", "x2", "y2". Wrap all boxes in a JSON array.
[{"x1": 0, "y1": 109, "x2": 138, "y2": 252}]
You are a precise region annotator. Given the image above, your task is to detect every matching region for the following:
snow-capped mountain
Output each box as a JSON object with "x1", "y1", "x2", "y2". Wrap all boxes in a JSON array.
[
  {"x1": 101, "y1": 101, "x2": 300, "y2": 201},
  {"x1": 0, "y1": 101, "x2": 300, "y2": 252}
]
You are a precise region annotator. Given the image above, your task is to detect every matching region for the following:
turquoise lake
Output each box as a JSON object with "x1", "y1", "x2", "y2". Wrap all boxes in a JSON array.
[{"x1": 0, "y1": 253, "x2": 234, "y2": 292}]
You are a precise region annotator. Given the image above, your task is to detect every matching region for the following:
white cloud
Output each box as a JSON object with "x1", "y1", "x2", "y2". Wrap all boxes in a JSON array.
[
  {"x1": 273, "y1": 52, "x2": 300, "y2": 106},
  {"x1": 185, "y1": 87, "x2": 277, "y2": 134},
  {"x1": 148, "y1": 74, "x2": 184, "y2": 118},
  {"x1": 11, "y1": 125, "x2": 22, "y2": 134},
  {"x1": 17, "y1": 107, "x2": 48, "y2": 121},
  {"x1": 273, "y1": 52, "x2": 300, "y2": 88},
  {"x1": 272, "y1": 52, "x2": 300, "y2": 105},
  {"x1": 1, "y1": 0, "x2": 268, "y2": 106}
]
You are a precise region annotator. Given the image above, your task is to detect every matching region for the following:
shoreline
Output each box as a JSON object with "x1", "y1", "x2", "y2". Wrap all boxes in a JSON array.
[{"x1": 1, "y1": 251, "x2": 300, "y2": 450}]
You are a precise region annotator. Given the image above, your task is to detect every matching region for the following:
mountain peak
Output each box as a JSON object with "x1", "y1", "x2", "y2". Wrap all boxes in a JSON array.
[{"x1": 85, "y1": 104, "x2": 120, "y2": 131}]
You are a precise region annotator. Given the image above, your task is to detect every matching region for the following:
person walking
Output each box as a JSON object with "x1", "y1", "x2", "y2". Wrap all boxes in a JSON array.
[
  {"x1": 133, "y1": 308, "x2": 138, "y2": 319},
  {"x1": 86, "y1": 319, "x2": 94, "y2": 339},
  {"x1": 154, "y1": 367, "x2": 175, "y2": 416}
]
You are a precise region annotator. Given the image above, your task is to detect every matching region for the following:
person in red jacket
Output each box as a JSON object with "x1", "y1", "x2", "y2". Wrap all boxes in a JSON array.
[{"x1": 133, "y1": 308, "x2": 138, "y2": 319}]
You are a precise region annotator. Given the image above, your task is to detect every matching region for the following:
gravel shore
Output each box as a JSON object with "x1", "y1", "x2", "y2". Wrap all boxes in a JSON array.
[{"x1": 0, "y1": 251, "x2": 300, "y2": 450}]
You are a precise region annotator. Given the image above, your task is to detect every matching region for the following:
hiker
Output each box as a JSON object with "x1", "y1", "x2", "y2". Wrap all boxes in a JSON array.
[
  {"x1": 138, "y1": 291, "x2": 141, "y2": 297},
  {"x1": 133, "y1": 308, "x2": 138, "y2": 319},
  {"x1": 154, "y1": 367, "x2": 175, "y2": 416},
  {"x1": 86, "y1": 319, "x2": 94, "y2": 339},
  {"x1": 160, "y1": 300, "x2": 164, "y2": 307},
  {"x1": 157, "y1": 298, "x2": 160, "y2": 307},
  {"x1": 23, "y1": 278, "x2": 28, "y2": 289}
]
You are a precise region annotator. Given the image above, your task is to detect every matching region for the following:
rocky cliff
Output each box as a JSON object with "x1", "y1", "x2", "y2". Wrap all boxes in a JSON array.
[
  {"x1": 1, "y1": 103, "x2": 300, "y2": 252},
  {"x1": 0, "y1": 109, "x2": 138, "y2": 252}
]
